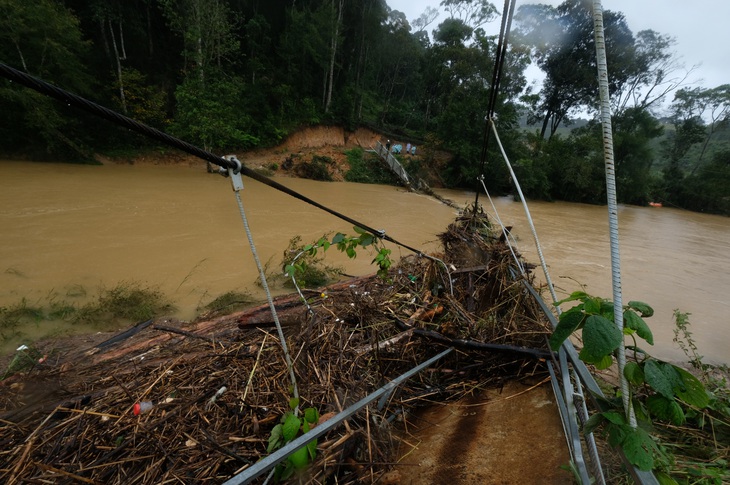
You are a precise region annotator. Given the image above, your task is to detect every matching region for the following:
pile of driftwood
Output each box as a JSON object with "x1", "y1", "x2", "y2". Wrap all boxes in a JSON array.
[{"x1": 0, "y1": 207, "x2": 553, "y2": 484}]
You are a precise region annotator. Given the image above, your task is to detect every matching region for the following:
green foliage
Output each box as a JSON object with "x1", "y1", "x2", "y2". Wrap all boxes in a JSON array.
[
  {"x1": 344, "y1": 148, "x2": 398, "y2": 185},
  {"x1": 171, "y1": 76, "x2": 260, "y2": 151},
  {"x1": 551, "y1": 292, "x2": 713, "y2": 473},
  {"x1": 199, "y1": 291, "x2": 254, "y2": 318},
  {"x1": 280, "y1": 235, "x2": 341, "y2": 288},
  {"x1": 284, "y1": 228, "x2": 393, "y2": 287},
  {"x1": 266, "y1": 397, "x2": 320, "y2": 481}
]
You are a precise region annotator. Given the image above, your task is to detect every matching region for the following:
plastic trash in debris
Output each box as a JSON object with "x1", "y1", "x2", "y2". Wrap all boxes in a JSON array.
[
  {"x1": 206, "y1": 386, "x2": 227, "y2": 410},
  {"x1": 133, "y1": 401, "x2": 154, "y2": 415}
]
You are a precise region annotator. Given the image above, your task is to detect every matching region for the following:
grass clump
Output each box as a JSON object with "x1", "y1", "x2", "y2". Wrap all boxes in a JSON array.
[{"x1": 198, "y1": 291, "x2": 254, "y2": 319}]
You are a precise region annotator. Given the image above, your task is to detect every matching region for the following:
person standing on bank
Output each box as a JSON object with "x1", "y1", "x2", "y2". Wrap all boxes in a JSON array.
[
  {"x1": 386, "y1": 139, "x2": 391, "y2": 152},
  {"x1": 406, "y1": 142, "x2": 411, "y2": 154}
]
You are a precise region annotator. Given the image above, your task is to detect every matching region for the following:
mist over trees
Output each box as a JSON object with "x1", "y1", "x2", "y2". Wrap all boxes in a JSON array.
[{"x1": 0, "y1": 0, "x2": 727, "y2": 215}]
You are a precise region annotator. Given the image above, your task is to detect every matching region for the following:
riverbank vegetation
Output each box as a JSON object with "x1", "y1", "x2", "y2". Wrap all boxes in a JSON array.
[{"x1": 1, "y1": 0, "x2": 728, "y2": 216}]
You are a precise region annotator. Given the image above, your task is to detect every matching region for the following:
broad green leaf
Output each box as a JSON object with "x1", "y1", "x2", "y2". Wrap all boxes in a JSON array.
[
  {"x1": 302, "y1": 419, "x2": 310, "y2": 433},
  {"x1": 282, "y1": 413, "x2": 301, "y2": 442},
  {"x1": 583, "y1": 297, "x2": 602, "y2": 314},
  {"x1": 624, "y1": 310, "x2": 654, "y2": 345},
  {"x1": 582, "y1": 413, "x2": 605, "y2": 435},
  {"x1": 267, "y1": 424, "x2": 283, "y2": 453},
  {"x1": 553, "y1": 291, "x2": 589, "y2": 307},
  {"x1": 580, "y1": 315, "x2": 623, "y2": 362},
  {"x1": 549, "y1": 307, "x2": 585, "y2": 350},
  {"x1": 289, "y1": 397, "x2": 300, "y2": 410},
  {"x1": 353, "y1": 226, "x2": 367, "y2": 235},
  {"x1": 331, "y1": 233, "x2": 345, "y2": 244},
  {"x1": 600, "y1": 301, "x2": 615, "y2": 318},
  {"x1": 607, "y1": 421, "x2": 629, "y2": 448},
  {"x1": 621, "y1": 427, "x2": 656, "y2": 471},
  {"x1": 624, "y1": 361, "x2": 645, "y2": 385},
  {"x1": 289, "y1": 446, "x2": 310, "y2": 469},
  {"x1": 673, "y1": 366, "x2": 710, "y2": 408},
  {"x1": 601, "y1": 411, "x2": 626, "y2": 425},
  {"x1": 594, "y1": 353, "x2": 614, "y2": 370},
  {"x1": 628, "y1": 300, "x2": 654, "y2": 317},
  {"x1": 644, "y1": 360, "x2": 674, "y2": 399},
  {"x1": 306, "y1": 438, "x2": 317, "y2": 460},
  {"x1": 646, "y1": 395, "x2": 685, "y2": 425},
  {"x1": 359, "y1": 234, "x2": 374, "y2": 247},
  {"x1": 304, "y1": 407, "x2": 319, "y2": 424}
]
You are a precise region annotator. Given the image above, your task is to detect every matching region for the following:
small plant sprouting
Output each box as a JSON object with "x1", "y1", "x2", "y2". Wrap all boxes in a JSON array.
[
  {"x1": 284, "y1": 227, "x2": 393, "y2": 284},
  {"x1": 266, "y1": 397, "x2": 320, "y2": 481}
]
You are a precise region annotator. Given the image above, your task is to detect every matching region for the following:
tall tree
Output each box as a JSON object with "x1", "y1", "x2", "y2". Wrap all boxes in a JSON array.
[
  {"x1": 515, "y1": 0, "x2": 636, "y2": 138},
  {"x1": 0, "y1": 0, "x2": 93, "y2": 158}
]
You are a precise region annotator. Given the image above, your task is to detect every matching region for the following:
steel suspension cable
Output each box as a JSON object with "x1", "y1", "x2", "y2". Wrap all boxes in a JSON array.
[
  {"x1": 591, "y1": 0, "x2": 635, "y2": 428},
  {"x1": 475, "y1": 0, "x2": 517, "y2": 206}
]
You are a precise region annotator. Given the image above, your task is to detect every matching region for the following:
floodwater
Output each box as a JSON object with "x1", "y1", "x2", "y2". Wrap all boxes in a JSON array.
[{"x1": 1, "y1": 160, "x2": 728, "y2": 364}]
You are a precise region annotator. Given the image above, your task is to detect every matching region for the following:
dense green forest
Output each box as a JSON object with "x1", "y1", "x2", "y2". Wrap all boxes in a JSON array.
[{"x1": 1, "y1": 0, "x2": 728, "y2": 214}]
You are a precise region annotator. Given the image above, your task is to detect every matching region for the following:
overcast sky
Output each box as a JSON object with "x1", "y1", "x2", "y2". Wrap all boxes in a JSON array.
[{"x1": 387, "y1": 0, "x2": 729, "y2": 98}]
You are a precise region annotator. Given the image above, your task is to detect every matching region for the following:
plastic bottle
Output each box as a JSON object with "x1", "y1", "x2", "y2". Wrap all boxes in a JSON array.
[{"x1": 133, "y1": 401, "x2": 154, "y2": 415}]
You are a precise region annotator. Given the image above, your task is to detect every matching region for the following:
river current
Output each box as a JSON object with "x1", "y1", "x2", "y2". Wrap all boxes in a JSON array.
[{"x1": 1, "y1": 161, "x2": 728, "y2": 364}]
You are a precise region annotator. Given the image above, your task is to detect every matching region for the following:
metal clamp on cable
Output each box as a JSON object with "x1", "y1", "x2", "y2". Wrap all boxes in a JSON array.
[
  {"x1": 223, "y1": 155, "x2": 244, "y2": 191},
  {"x1": 376, "y1": 229, "x2": 386, "y2": 239}
]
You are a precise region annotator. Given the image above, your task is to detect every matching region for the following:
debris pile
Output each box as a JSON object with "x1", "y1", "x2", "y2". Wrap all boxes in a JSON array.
[{"x1": 0, "y1": 207, "x2": 553, "y2": 484}]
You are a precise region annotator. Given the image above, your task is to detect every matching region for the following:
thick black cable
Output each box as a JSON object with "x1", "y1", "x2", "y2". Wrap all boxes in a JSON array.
[
  {"x1": 474, "y1": 0, "x2": 516, "y2": 205},
  {"x1": 0, "y1": 62, "x2": 425, "y2": 255}
]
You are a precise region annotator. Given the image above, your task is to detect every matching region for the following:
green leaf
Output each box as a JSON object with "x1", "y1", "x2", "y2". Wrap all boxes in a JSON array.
[
  {"x1": 549, "y1": 307, "x2": 585, "y2": 350},
  {"x1": 621, "y1": 427, "x2": 656, "y2": 471},
  {"x1": 655, "y1": 471, "x2": 680, "y2": 485},
  {"x1": 289, "y1": 445, "x2": 310, "y2": 468},
  {"x1": 673, "y1": 366, "x2": 710, "y2": 408},
  {"x1": 593, "y1": 353, "x2": 614, "y2": 370},
  {"x1": 304, "y1": 407, "x2": 319, "y2": 424},
  {"x1": 359, "y1": 234, "x2": 374, "y2": 247},
  {"x1": 282, "y1": 413, "x2": 301, "y2": 442},
  {"x1": 331, "y1": 233, "x2": 345, "y2": 244},
  {"x1": 624, "y1": 361, "x2": 645, "y2": 385},
  {"x1": 583, "y1": 297, "x2": 602, "y2": 314},
  {"x1": 345, "y1": 247, "x2": 356, "y2": 258},
  {"x1": 646, "y1": 395, "x2": 685, "y2": 425},
  {"x1": 289, "y1": 397, "x2": 300, "y2": 410},
  {"x1": 624, "y1": 310, "x2": 654, "y2": 345},
  {"x1": 267, "y1": 424, "x2": 283, "y2": 453},
  {"x1": 306, "y1": 438, "x2": 317, "y2": 460},
  {"x1": 553, "y1": 291, "x2": 589, "y2": 307},
  {"x1": 582, "y1": 413, "x2": 605, "y2": 435},
  {"x1": 580, "y1": 315, "x2": 623, "y2": 363},
  {"x1": 602, "y1": 411, "x2": 627, "y2": 425},
  {"x1": 644, "y1": 360, "x2": 674, "y2": 399},
  {"x1": 628, "y1": 300, "x2": 654, "y2": 317},
  {"x1": 353, "y1": 226, "x2": 367, "y2": 235}
]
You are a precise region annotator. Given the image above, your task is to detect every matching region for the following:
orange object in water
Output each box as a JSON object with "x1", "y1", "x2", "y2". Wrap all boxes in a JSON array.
[{"x1": 649, "y1": 202, "x2": 662, "y2": 207}]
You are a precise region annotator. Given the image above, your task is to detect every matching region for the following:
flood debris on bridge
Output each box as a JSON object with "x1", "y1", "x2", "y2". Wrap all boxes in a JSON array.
[{"x1": 0, "y1": 205, "x2": 556, "y2": 484}]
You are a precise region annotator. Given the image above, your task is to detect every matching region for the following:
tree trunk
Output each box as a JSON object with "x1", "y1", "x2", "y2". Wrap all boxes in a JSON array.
[
  {"x1": 108, "y1": 19, "x2": 127, "y2": 114},
  {"x1": 324, "y1": 0, "x2": 343, "y2": 113}
]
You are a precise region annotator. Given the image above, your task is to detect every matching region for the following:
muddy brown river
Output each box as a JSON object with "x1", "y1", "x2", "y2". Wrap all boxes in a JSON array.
[{"x1": 1, "y1": 160, "x2": 728, "y2": 364}]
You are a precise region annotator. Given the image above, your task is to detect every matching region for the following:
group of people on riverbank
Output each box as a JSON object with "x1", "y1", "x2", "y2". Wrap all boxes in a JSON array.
[{"x1": 385, "y1": 139, "x2": 416, "y2": 156}]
